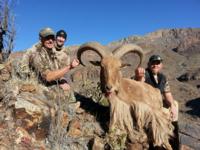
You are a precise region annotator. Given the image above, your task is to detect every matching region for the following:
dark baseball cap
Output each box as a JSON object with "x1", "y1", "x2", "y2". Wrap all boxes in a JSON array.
[
  {"x1": 56, "y1": 30, "x2": 67, "y2": 39},
  {"x1": 149, "y1": 55, "x2": 163, "y2": 63}
]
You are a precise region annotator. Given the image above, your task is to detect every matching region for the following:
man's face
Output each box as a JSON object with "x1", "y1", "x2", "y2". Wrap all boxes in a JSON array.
[
  {"x1": 56, "y1": 36, "x2": 66, "y2": 47},
  {"x1": 149, "y1": 60, "x2": 163, "y2": 74},
  {"x1": 42, "y1": 35, "x2": 55, "y2": 49}
]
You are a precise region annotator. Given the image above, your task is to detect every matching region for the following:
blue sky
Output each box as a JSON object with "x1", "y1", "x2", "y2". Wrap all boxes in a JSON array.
[{"x1": 13, "y1": 0, "x2": 200, "y2": 51}]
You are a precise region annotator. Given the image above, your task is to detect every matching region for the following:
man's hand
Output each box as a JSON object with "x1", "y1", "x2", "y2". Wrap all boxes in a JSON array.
[
  {"x1": 71, "y1": 58, "x2": 79, "y2": 68},
  {"x1": 170, "y1": 104, "x2": 178, "y2": 121},
  {"x1": 135, "y1": 67, "x2": 145, "y2": 81},
  {"x1": 59, "y1": 83, "x2": 70, "y2": 91}
]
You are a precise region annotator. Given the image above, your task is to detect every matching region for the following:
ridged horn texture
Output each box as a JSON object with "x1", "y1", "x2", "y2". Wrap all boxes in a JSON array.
[
  {"x1": 77, "y1": 42, "x2": 109, "y2": 66},
  {"x1": 112, "y1": 44, "x2": 144, "y2": 67}
]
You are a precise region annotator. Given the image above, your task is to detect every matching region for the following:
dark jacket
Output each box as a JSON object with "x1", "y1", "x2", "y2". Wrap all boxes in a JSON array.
[{"x1": 145, "y1": 68, "x2": 167, "y2": 94}]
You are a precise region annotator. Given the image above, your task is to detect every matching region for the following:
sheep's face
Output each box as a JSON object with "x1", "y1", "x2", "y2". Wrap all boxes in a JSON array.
[{"x1": 101, "y1": 56, "x2": 122, "y2": 97}]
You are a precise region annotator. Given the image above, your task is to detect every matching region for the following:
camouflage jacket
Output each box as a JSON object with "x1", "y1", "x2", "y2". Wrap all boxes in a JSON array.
[
  {"x1": 32, "y1": 45, "x2": 77, "y2": 101},
  {"x1": 18, "y1": 42, "x2": 41, "y2": 80},
  {"x1": 18, "y1": 43, "x2": 71, "y2": 81},
  {"x1": 54, "y1": 46, "x2": 70, "y2": 68},
  {"x1": 31, "y1": 46, "x2": 59, "y2": 85}
]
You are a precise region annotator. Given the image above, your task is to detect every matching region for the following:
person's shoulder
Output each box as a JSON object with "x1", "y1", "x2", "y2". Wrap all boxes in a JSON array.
[
  {"x1": 25, "y1": 42, "x2": 41, "y2": 54},
  {"x1": 158, "y1": 72, "x2": 167, "y2": 78},
  {"x1": 54, "y1": 47, "x2": 68, "y2": 56},
  {"x1": 145, "y1": 68, "x2": 151, "y2": 76},
  {"x1": 32, "y1": 47, "x2": 46, "y2": 61},
  {"x1": 158, "y1": 72, "x2": 168, "y2": 82},
  {"x1": 62, "y1": 46, "x2": 71, "y2": 55}
]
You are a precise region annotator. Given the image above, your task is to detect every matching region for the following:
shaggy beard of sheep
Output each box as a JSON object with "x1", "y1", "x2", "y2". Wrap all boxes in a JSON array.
[{"x1": 108, "y1": 94, "x2": 174, "y2": 150}]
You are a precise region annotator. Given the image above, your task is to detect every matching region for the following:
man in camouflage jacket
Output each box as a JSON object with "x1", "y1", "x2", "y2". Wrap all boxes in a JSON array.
[{"x1": 30, "y1": 28, "x2": 79, "y2": 102}]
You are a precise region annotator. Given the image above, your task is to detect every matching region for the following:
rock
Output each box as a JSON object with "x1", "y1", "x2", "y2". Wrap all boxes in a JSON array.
[
  {"x1": 0, "y1": 80, "x2": 6, "y2": 100},
  {"x1": 15, "y1": 127, "x2": 33, "y2": 144},
  {"x1": 76, "y1": 107, "x2": 85, "y2": 114},
  {"x1": 67, "y1": 118, "x2": 82, "y2": 137},
  {"x1": 15, "y1": 127, "x2": 48, "y2": 149},
  {"x1": 15, "y1": 108, "x2": 41, "y2": 130},
  {"x1": 179, "y1": 133, "x2": 200, "y2": 150},
  {"x1": 179, "y1": 121, "x2": 200, "y2": 140},
  {"x1": 0, "y1": 62, "x2": 12, "y2": 81},
  {"x1": 92, "y1": 137, "x2": 105, "y2": 150},
  {"x1": 19, "y1": 84, "x2": 36, "y2": 93},
  {"x1": 69, "y1": 101, "x2": 81, "y2": 111},
  {"x1": 179, "y1": 121, "x2": 200, "y2": 149},
  {"x1": 15, "y1": 92, "x2": 50, "y2": 117},
  {"x1": 61, "y1": 111, "x2": 69, "y2": 128},
  {"x1": 126, "y1": 142, "x2": 144, "y2": 150},
  {"x1": 177, "y1": 73, "x2": 190, "y2": 82},
  {"x1": 181, "y1": 144, "x2": 194, "y2": 150},
  {"x1": 13, "y1": 92, "x2": 52, "y2": 139},
  {"x1": 0, "y1": 67, "x2": 11, "y2": 81},
  {"x1": 34, "y1": 128, "x2": 48, "y2": 141}
]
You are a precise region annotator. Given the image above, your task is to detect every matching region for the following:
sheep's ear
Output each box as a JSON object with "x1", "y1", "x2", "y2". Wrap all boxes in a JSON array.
[
  {"x1": 121, "y1": 63, "x2": 131, "y2": 68},
  {"x1": 90, "y1": 61, "x2": 101, "y2": 66}
]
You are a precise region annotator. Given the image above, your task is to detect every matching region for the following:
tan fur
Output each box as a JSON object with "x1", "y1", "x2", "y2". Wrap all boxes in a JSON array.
[
  {"x1": 103, "y1": 57, "x2": 173, "y2": 150},
  {"x1": 78, "y1": 42, "x2": 174, "y2": 150}
]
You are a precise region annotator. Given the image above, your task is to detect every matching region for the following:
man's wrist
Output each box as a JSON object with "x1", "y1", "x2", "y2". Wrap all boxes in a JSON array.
[
  {"x1": 135, "y1": 76, "x2": 145, "y2": 81},
  {"x1": 170, "y1": 103, "x2": 175, "y2": 108},
  {"x1": 69, "y1": 63, "x2": 74, "y2": 69}
]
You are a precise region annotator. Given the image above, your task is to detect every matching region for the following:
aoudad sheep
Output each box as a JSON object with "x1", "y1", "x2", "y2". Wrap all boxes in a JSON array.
[{"x1": 77, "y1": 42, "x2": 174, "y2": 150}]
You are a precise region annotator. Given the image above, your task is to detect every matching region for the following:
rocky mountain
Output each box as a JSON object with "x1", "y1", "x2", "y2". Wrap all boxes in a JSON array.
[{"x1": 0, "y1": 28, "x2": 200, "y2": 149}]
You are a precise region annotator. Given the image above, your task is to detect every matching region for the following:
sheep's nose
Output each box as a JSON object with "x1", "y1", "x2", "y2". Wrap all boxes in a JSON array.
[{"x1": 105, "y1": 85, "x2": 112, "y2": 91}]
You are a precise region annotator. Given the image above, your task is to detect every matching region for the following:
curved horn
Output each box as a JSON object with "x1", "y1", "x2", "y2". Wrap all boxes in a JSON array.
[
  {"x1": 77, "y1": 42, "x2": 109, "y2": 66},
  {"x1": 113, "y1": 44, "x2": 144, "y2": 67}
]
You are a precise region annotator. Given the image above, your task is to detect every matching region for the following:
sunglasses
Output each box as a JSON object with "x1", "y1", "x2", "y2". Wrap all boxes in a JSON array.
[
  {"x1": 44, "y1": 35, "x2": 55, "y2": 40},
  {"x1": 150, "y1": 60, "x2": 161, "y2": 65}
]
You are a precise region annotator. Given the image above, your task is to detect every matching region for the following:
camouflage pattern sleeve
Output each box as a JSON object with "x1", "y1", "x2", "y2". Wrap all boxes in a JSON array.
[
  {"x1": 63, "y1": 47, "x2": 71, "y2": 65},
  {"x1": 64, "y1": 53, "x2": 70, "y2": 66},
  {"x1": 17, "y1": 43, "x2": 39, "y2": 79},
  {"x1": 164, "y1": 78, "x2": 171, "y2": 93},
  {"x1": 32, "y1": 51, "x2": 51, "y2": 80},
  {"x1": 63, "y1": 46, "x2": 70, "y2": 55},
  {"x1": 55, "y1": 49, "x2": 71, "y2": 67},
  {"x1": 19, "y1": 51, "x2": 31, "y2": 73}
]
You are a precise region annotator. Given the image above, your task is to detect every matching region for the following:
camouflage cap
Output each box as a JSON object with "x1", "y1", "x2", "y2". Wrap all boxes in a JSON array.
[{"x1": 39, "y1": 27, "x2": 55, "y2": 38}]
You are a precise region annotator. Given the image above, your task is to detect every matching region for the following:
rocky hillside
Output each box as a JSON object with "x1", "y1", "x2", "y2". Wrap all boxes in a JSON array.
[{"x1": 0, "y1": 28, "x2": 200, "y2": 150}]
